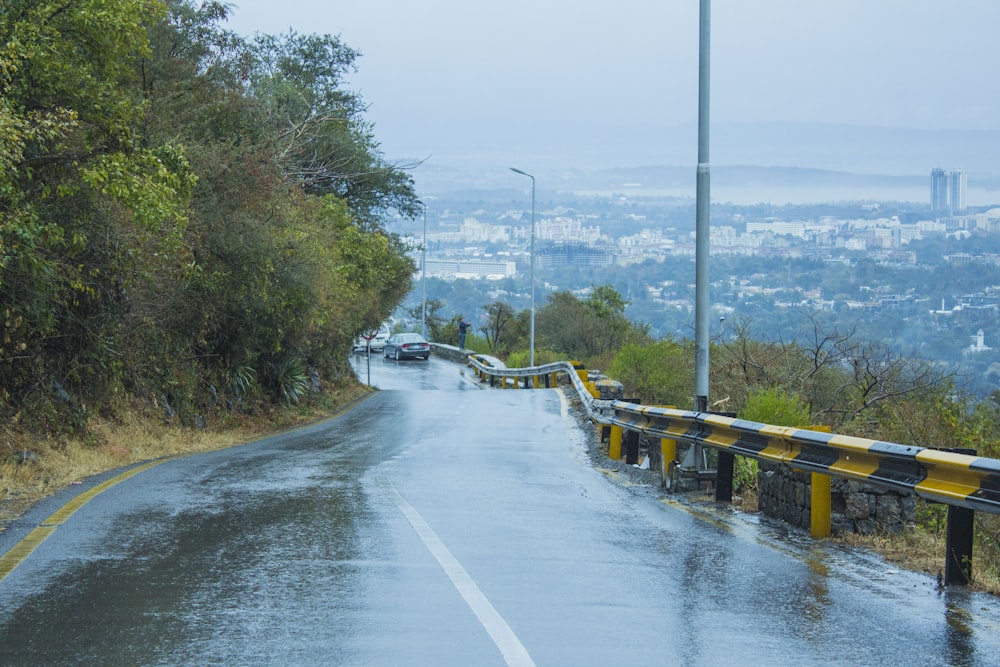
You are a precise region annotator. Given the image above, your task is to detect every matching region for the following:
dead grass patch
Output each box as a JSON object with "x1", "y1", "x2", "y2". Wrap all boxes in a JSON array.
[{"x1": 833, "y1": 526, "x2": 1000, "y2": 596}]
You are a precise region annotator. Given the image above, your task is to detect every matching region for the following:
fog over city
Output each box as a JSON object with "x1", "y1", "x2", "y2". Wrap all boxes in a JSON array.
[{"x1": 226, "y1": 1, "x2": 1000, "y2": 204}]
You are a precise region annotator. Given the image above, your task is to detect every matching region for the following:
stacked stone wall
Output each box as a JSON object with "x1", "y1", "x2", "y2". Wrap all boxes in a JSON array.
[{"x1": 757, "y1": 462, "x2": 916, "y2": 534}]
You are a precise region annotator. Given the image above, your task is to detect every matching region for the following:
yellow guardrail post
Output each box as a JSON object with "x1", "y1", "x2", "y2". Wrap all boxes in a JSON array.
[
  {"x1": 661, "y1": 437, "x2": 676, "y2": 468},
  {"x1": 609, "y1": 425, "x2": 623, "y2": 460},
  {"x1": 533, "y1": 375, "x2": 540, "y2": 389},
  {"x1": 810, "y1": 473, "x2": 832, "y2": 538},
  {"x1": 800, "y1": 424, "x2": 832, "y2": 538}
]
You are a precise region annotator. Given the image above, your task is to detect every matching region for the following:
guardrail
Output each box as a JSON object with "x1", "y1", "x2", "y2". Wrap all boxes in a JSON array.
[{"x1": 465, "y1": 354, "x2": 1000, "y2": 586}]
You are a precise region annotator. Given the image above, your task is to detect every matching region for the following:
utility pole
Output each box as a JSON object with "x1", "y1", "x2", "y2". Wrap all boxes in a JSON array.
[{"x1": 694, "y1": 0, "x2": 711, "y2": 413}]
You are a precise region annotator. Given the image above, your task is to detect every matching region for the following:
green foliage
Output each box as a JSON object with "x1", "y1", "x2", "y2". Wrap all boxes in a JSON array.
[
  {"x1": 0, "y1": 0, "x2": 421, "y2": 432},
  {"x1": 505, "y1": 348, "x2": 563, "y2": 369},
  {"x1": 733, "y1": 387, "x2": 813, "y2": 494},
  {"x1": 537, "y1": 285, "x2": 649, "y2": 368},
  {"x1": 608, "y1": 339, "x2": 695, "y2": 407},
  {"x1": 272, "y1": 358, "x2": 309, "y2": 404},
  {"x1": 739, "y1": 387, "x2": 813, "y2": 427}
]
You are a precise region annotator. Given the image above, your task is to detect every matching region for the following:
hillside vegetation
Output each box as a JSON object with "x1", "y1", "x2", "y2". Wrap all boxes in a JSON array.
[{"x1": 1, "y1": 0, "x2": 416, "y2": 439}]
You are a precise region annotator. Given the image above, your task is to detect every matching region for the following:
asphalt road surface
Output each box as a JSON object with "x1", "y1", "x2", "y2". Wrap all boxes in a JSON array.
[{"x1": 1, "y1": 352, "x2": 999, "y2": 665}]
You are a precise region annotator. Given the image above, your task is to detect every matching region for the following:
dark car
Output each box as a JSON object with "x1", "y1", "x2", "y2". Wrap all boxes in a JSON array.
[{"x1": 383, "y1": 333, "x2": 431, "y2": 360}]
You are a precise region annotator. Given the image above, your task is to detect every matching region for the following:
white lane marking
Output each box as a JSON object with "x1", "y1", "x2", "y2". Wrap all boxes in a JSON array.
[{"x1": 377, "y1": 476, "x2": 536, "y2": 667}]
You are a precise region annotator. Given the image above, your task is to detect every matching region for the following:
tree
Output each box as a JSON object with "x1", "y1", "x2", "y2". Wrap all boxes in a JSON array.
[
  {"x1": 0, "y1": 0, "x2": 192, "y2": 422},
  {"x1": 537, "y1": 285, "x2": 648, "y2": 367},
  {"x1": 713, "y1": 312, "x2": 955, "y2": 432},
  {"x1": 480, "y1": 301, "x2": 516, "y2": 353},
  {"x1": 245, "y1": 30, "x2": 421, "y2": 228},
  {"x1": 0, "y1": 0, "x2": 423, "y2": 430},
  {"x1": 406, "y1": 298, "x2": 446, "y2": 342},
  {"x1": 609, "y1": 340, "x2": 694, "y2": 407}
]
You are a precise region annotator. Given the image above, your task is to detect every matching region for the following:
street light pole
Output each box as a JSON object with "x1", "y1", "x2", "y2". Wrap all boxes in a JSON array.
[
  {"x1": 694, "y1": 0, "x2": 711, "y2": 413},
  {"x1": 421, "y1": 204, "x2": 428, "y2": 339},
  {"x1": 509, "y1": 167, "x2": 536, "y2": 366}
]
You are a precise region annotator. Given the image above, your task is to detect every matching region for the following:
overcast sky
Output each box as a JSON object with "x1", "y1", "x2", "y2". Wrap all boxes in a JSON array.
[{"x1": 223, "y1": 1, "x2": 1000, "y2": 173}]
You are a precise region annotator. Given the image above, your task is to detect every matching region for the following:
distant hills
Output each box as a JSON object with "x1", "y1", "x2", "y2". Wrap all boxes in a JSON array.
[{"x1": 399, "y1": 122, "x2": 1000, "y2": 207}]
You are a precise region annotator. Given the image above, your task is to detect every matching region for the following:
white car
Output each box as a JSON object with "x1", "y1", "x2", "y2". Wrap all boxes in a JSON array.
[{"x1": 354, "y1": 324, "x2": 390, "y2": 351}]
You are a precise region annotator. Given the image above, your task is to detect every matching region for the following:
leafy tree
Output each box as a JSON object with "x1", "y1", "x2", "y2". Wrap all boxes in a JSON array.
[
  {"x1": 245, "y1": 30, "x2": 420, "y2": 228},
  {"x1": 0, "y1": 0, "x2": 192, "y2": 423},
  {"x1": 480, "y1": 301, "x2": 516, "y2": 353},
  {"x1": 536, "y1": 285, "x2": 647, "y2": 366},
  {"x1": 609, "y1": 339, "x2": 695, "y2": 407},
  {"x1": 405, "y1": 297, "x2": 446, "y2": 341},
  {"x1": 0, "y1": 0, "x2": 421, "y2": 430}
]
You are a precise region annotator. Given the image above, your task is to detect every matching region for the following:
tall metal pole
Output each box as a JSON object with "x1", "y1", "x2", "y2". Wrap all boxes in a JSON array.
[
  {"x1": 510, "y1": 167, "x2": 536, "y2": 366},
  {"x1": 694, "y1": 0, "x2": 711, "y2": 413},
  {"x1": 421, "y1": 205, "x2": 427, "y2": 339}
]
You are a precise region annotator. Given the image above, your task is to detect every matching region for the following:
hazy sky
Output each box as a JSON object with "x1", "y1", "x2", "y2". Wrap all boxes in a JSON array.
[{"x1": 223, "y1": 1, "x2": 1000, "y2": 173}]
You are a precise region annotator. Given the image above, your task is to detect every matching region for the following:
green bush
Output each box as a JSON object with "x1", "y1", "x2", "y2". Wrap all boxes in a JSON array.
[
  {"x1": 505, "y1": 348, "x2": 563, "y2": 369},
  {"x1": 734, "y1": 387, "x2": 813, "y2": 493},
  {"x1": 608, "y1": 340, "x2": 694, "y2": 407}
]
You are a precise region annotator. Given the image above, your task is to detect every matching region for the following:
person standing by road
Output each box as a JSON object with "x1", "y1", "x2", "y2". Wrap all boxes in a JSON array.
[{"x1": 458, "y1": 316, "x2": 469, "y2": 349}]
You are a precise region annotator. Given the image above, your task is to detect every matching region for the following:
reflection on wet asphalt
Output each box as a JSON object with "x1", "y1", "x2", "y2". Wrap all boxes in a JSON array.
[{"x1": 1, "y1": 355, "x2": 999, "y2": 665}]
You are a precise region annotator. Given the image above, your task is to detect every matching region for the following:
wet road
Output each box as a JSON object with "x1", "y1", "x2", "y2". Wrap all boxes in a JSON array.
[{"x1": 1, "y1": 352, "x2": 1000, "y2": 665}]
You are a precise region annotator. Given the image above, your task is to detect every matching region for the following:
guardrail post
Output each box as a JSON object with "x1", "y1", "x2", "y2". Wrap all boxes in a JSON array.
[
  {"x1": 625, "y1": 430, "x2": 640, "y2": 465},
  {"x1": 810, "y1": 473, "x2": 831, "y2": 538},
  {"x1": 945, "y1": 505, "x2": 974, "y2": 586},
  {"x1": 661, "y1": 438, "x2": 676, "y2": 467},
  {"x1": 715, "y1": 451, "x2": 734, "y2": 502},
  {"x1": 609, "y1": 425, "x2": 623, "y2": 460}
]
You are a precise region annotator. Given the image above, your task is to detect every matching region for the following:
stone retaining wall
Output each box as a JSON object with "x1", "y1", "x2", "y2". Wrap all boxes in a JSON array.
[
  {"x1": 757, "y1": 462, "x2": 916, "y2": 534},
  {"x1": 429, "y1": 343, "x2": 470, "y2": 364}
]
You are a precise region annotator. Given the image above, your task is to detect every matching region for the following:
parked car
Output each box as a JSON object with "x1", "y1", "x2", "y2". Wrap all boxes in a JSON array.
[
  {"x1": 354, "y1": 324, "x2": 390, "y2": 351},
  {"x1": 383, "y1": 333, "x2": 431, "y2": 360}
]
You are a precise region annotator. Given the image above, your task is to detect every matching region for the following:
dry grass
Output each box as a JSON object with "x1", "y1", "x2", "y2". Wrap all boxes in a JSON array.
[
  {"x1": 832, "y1": 524, "x2": 1000, "y2": 596},
  {"x1": 0, "y1": 382, "x2": 372, "y2": 532}
]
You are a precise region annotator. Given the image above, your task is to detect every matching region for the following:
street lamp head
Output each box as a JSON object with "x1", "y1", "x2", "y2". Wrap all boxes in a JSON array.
[{"x1": 509, "y1": 166, "x2": 532, "y2": 178}]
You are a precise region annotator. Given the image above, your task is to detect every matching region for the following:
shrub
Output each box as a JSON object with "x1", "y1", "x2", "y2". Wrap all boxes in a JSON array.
[{"x1": 735, "y1": 387, "x2": 813, "y2": 493}]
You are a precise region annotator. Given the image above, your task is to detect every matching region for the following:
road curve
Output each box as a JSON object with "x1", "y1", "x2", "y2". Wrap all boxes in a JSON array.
[{"x1": 0, "y1": 355, "x2": 998, "y2": 665}]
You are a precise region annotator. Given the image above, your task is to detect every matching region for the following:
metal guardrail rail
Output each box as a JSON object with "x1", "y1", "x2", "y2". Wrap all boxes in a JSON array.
[
  {"x1": 466, "y1": 354, "x2": 1000, "y2": 585},
  {"x1": 466, "y1": 355, "x2": 1000, "y2": 515},
  {"x1": 604, "y1": 403, "x2": 1000, "y2": 515}
]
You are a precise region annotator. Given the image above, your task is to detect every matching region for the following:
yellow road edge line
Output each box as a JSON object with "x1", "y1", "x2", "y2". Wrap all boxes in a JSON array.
[
  {"x1": 43, "y1": 460, "x2": 166, "y2": 527},
  {"x1": 0, "y1": 458, "x2": 173, "y2": 582},
  {"x1": 0, "y1": 397, "x2": 370, "y2": 583},
  {"x1": 0, "y1": 526, "x2": 57, "y2": 580}
]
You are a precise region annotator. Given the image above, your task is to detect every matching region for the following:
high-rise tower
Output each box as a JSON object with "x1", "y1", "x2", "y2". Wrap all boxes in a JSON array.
[
  {"x1": 949, "y1": 169, "x2": 967, "y2": 212},
  {"x1": 930, "y1": 168, "x2": 967, "y2": 215},
  {"x1": 930, "y1": 168, "x2": 949, "y2": 214}
]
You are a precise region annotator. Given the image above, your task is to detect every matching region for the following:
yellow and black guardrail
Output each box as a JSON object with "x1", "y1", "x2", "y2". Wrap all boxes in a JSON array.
[
  {"x1": 465, "y1": 354, "x2": 1000, "y2": 585},
  {"x1": 601, "y1": 404, "x2": 1000, "y2": 514}
]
